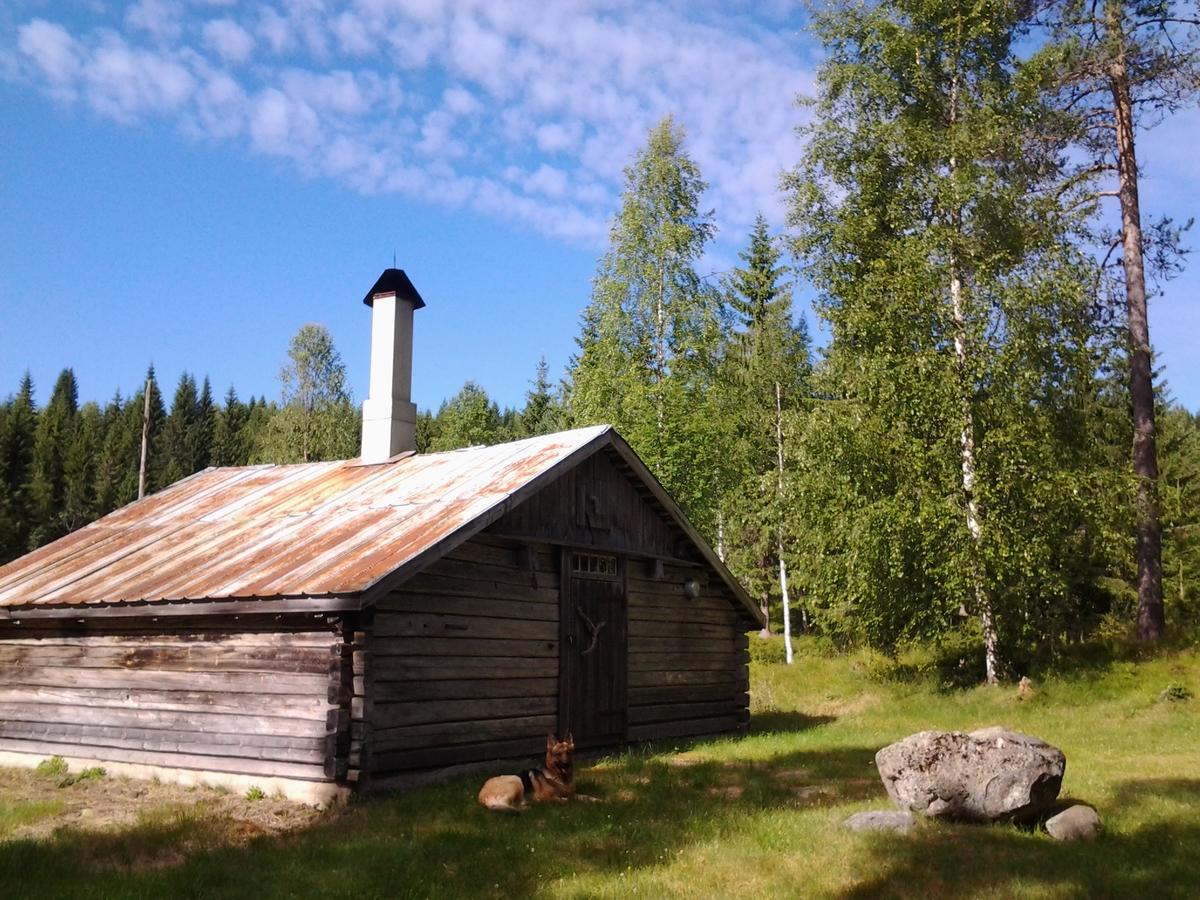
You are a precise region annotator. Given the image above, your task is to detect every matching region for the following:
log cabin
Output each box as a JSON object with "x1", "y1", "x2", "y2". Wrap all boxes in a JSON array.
[{"x1": 0, "y1": 270, "x2": 762, "y2": 804}]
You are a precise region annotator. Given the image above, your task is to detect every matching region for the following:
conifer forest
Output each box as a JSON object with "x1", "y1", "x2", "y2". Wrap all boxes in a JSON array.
[{"x1": 3, "y1": 2, "x2": 1199, "y2": 685}]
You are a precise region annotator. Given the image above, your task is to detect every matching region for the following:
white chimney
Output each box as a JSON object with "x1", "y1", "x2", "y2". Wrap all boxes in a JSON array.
[{"x1": 360, "y1": 268, "x2": 425, "y2": 463}]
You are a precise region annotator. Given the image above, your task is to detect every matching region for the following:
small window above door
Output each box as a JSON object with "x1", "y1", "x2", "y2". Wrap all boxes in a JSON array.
[{"x1": 572, "y1": 552, "x2": 618, "y2": 579}]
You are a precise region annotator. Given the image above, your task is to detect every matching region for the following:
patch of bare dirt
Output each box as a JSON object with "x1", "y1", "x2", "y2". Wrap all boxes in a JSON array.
[{"x1": 0, "y1": 765, "x2": 327, "y2": 852}]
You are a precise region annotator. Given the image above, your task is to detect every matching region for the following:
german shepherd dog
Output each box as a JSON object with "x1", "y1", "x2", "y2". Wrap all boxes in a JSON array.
[{"x1": 477, "y1": 733, "x2": 575, "y2": 811}]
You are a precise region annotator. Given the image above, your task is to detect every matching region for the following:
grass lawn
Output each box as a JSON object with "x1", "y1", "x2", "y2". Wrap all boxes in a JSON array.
[{"x1": 0, "y1": 640, "x2": 1196, "y2": 899}]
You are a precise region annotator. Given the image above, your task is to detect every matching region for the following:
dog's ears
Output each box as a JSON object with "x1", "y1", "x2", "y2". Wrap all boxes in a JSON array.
[
  {"x1": 565, "y1": 731, "x2": 574, "y2": 748},
  {"x1": 547, "y1": 732, "x2": 556, "y2": 750}
]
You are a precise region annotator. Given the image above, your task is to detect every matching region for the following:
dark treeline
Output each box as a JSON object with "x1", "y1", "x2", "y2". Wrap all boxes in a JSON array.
[{"x1": 0, "y1": 344, "x2": 567, "y2": 566}]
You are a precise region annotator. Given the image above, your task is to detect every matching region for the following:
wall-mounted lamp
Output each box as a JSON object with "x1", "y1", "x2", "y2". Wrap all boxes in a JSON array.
[{"x1": 683, "y1": 578, "x2": 701, "y2": 599}]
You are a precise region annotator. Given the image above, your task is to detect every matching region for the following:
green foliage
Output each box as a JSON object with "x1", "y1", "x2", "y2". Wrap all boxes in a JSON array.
[
  {"x1": 35, "y1": 757, "x2": 68, "y2": 778},
  {"x1": 784, "y1": 0, "x2": 1119, "y2": 667},
  {"x1": 244, "y1": 786, "x2": 266, "y2": 802},
  {"x1": 570, "y1": 116, "x2": 727, "y2": 532},
  {"x1": 429, "y1": 381, "x2": 503, "y2": 451},
  {"x1": 257, "y1": 324, "x2": 358, "y2": 463}
]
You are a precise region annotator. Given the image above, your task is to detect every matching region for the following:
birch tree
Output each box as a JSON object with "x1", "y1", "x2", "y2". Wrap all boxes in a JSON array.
[
  {"x1": 570, "y1": 116, "x2": 727, "y2": 531},
  {"x1": 788, "y1": 0, "x2": 1105, "y2": 681}
]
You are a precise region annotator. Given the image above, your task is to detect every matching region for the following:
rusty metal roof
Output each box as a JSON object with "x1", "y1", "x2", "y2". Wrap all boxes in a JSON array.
[{"x1": 0, "y1": 425, "x2": 760, "y2": 624}]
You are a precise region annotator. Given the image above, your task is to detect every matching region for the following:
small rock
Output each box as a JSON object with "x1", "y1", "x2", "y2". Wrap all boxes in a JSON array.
[
  {"x1": 1045, "y1": 804, "x2": 1101, "y2": 841},
  {"x1": 843, "y1": 810, "x2": 915, "y2": 833},
  {"x1": 875, "y1": 726, "x2": 1065, "y2": 823}
]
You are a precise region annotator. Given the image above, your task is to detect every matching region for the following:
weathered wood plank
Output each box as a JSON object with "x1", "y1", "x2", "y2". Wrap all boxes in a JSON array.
[
  {"x1": 373, "y1": 613, "x2": 557, "y2": 641},
  {"x1": 368, "y1": 696, "x2": 557, "y2": 730},
  {"x1": 0, "y1": 685, "x2": 330, "y2": 720},
  {"x1": 626, "y1": 714, "x2": 741, "y2": 742},
  {"x1": 0, "y1": 632, "x2": 335, "y2": 648},
  {"x1": 627, "y1": 619, "x2": 738, "y2": 639},
  {"x1": 0, "y1": 702, "x2": 328, "y2": 737},
  {"x1": 627, "y1": 605, "x2": 740, "y2": 626},
  {"x1": 627, "y1": 700, "x2": 736, "y2": 725},
  {"x1": 627, "y1": 636, "x2": 738, "y2": 655},
  {"x1": 0, "y1": 644, "x2": 329, "y2": 674},
  {"x1": 368, "y1": 637, "x2": 558, "y2": 659},
  {"x1": 369, "y1": 714, "x2": 558, "y2": 753},
  {"x1": 629, "y1": 669, "x2": 736, "y2": 688},
  {"x1": 368, "y1": 735, "x2": 547, "y2": 774},
  {"x1": 414, "y1": 555, "x2": 561, "y2": 590},
  {"x1": 0, "y1": 721, "x2": 327, "y2": 763},
  {"x1": 396, "y1": 573, "x2": 559, "y2": 604},
  {"x1": 0, "y1": 737, "x2": 330, "y2": 781},
  {"x1": 369, "y1": 677, "x2": 557, "y2": 704},
  {"x1": 628, "y1": 683, "x2": 737, "y2": 706},
  {"x1": 628, "y1": 652, "x2": 734, "y2": 672},
  {"x1": 369, "y1": 656, "x2": 557, "y2": 682},
  {"x1": 0, "y1": 665, "x2": 328, "y2": 694},
  {"x1": 377, "y1": 594, "x2": 558, "y2": 623}
]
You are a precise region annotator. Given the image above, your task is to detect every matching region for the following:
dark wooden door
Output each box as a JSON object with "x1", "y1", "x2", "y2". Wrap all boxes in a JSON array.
[{"x1": 560, "y1": 551, "x2": 628, "y2": 748}]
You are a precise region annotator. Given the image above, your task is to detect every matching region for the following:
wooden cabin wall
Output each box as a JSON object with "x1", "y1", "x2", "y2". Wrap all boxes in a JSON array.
[
  {"x1": 0, "y1": 615, "x2": 341, "y2": 784},
  {"x1": 361, "y1": 535, "x2": 561, "y2": 778},
  {"x1": 489, "y1": 447, "x2": 684, "y2": 560},
  {"x1": 626, "y1": 560, "x2": 753, "y2": 741}
]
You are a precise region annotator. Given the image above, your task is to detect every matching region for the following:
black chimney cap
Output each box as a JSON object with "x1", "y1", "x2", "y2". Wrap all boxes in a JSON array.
[{"x1": 363, "y1": 268, "x2": 426, "y2": 309}]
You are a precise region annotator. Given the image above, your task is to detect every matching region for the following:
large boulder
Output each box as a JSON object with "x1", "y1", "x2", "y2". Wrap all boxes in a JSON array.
[{"x1": 875, "y1": 727, "x2": 1065, "y2": 823}]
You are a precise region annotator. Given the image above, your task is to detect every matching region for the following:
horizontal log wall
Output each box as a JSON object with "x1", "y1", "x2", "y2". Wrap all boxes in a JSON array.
[
  {"x1": 0, "y1": 616, "x2": 341, "y2": 782},
  {"x1": 363, "y1": 535, "x2": 560, "y2": 776},
  {"x1": 626, "y1": 561, "x2": 752, "y2": 742}
]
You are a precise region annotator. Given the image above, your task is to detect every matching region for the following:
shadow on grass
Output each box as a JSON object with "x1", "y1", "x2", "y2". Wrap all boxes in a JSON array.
[
  {"x1": 0, "y1": 742, "x2": 881, "y2": 900},
  {"x1": 749, "y1": 711, "x2": 837, "y2": 735},
  {"x1": 838, "y1": 778, "x2": 1200, "y2": 900}
]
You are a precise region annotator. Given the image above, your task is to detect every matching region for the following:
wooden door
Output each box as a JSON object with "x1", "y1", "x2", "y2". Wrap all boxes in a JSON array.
[{"x1": 559, "y1": 550, "x2": 628, "y2": 748}]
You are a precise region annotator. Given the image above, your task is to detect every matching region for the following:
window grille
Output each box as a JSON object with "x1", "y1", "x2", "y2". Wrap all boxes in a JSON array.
[{"x1": 572, "y1": 553, "x2": 618, "y2": 578}]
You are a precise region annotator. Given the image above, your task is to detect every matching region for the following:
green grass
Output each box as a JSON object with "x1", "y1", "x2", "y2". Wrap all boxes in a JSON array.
[
  {"x1": 0, "y1": 641, "x2": 1197, "y2": 898},
  {"x1": 0, "y1": 798, "x2": 67, "y2": 840}
]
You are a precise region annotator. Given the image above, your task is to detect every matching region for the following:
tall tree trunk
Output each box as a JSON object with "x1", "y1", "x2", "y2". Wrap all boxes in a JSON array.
[
  {"x1": 138, "y1": 377, "x2": 151, "y2": 501},
  {"x1": 1108, "y1": 1, "x2": 1164, "y2": 641},
  {"x1": 776, "y1": 381, "x2": 793, "y2": 665},
  {"x1": 948, "y1": 66, "x2": 1000, "y2": 684}
]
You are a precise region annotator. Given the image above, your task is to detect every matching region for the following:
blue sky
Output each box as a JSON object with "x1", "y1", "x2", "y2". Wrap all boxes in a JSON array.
[{"x1": 1, "y1": 0, "x2": 1197, "y2": 415}]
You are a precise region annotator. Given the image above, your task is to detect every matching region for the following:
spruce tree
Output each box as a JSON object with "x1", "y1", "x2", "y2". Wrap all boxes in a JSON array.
[
  {"x1": 214, "y1": 386, "x2": 250, "y2": 466},
  {"x1": 0, "y1": 373, "x2": 37, "y2": 561},
  {"x1": 62, "y1": 401, "x2": 102, "y2": 530},
  {"x1": 520, "y1": 357, "x2": 562, "y2": 438},
  {"x1": 721, "y1": 215, "x2": 812, "y2": 647},
  {"x1": 160, "y1": 372, "x2": 200, "y2": 486},
  {"x1": 28, "y1": 368, "x2": 79, "y2": 547}
]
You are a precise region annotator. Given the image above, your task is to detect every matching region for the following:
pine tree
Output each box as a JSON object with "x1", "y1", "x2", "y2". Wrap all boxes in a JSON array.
[
  {"x1": 0, "y1": 373, "x2": 37, "y2": 561},
  {"x1": 28, "y1": 368, "x2": 79, "y2": 547},
  {"x1": 787, "y1": 0, "x2": 1108, "y2": 680},
  {"x1": 139, "y1": 366, "x2": 168, "y2": 495},
  {"x1": 570, "y1": 116, "x2": 727, "y2": 531},
  {"x1": 196, "y1": 377, "x2": 216, "y2": 471},
  {"x1": 1036, "y1": 0, "x2": 1200, "y2": 641}
]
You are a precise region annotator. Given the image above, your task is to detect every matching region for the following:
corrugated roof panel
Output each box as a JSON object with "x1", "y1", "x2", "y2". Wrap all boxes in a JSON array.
[{"x1": 0, "y1": 426, "x2": 612, "y2": 610}]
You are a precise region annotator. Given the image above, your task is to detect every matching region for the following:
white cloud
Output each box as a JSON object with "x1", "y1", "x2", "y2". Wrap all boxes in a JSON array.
[
  {"x1": 10, "y1": 1, "x2": 815, "y2": 246},
  {"x1": 17, "y1": 20, "x2": 79, "y2": 86},
  {"x1": 202, "y1": 19, "x2": 255, "y2": 65}
]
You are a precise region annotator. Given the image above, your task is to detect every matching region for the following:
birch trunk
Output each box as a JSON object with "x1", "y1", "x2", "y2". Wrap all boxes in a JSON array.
[
  {"x1": 776, "y1": 380, "x2": 794, "y2": 665},
  {"x1": 948, "y1": 67, "x2": 1000, "y2": 684},
  {"x1": 138, "y1": 377, "x2": 152, "y2": 501},
  {"x1": 1108, "y1": 1, "x2": 1164, "y2": 641}
]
